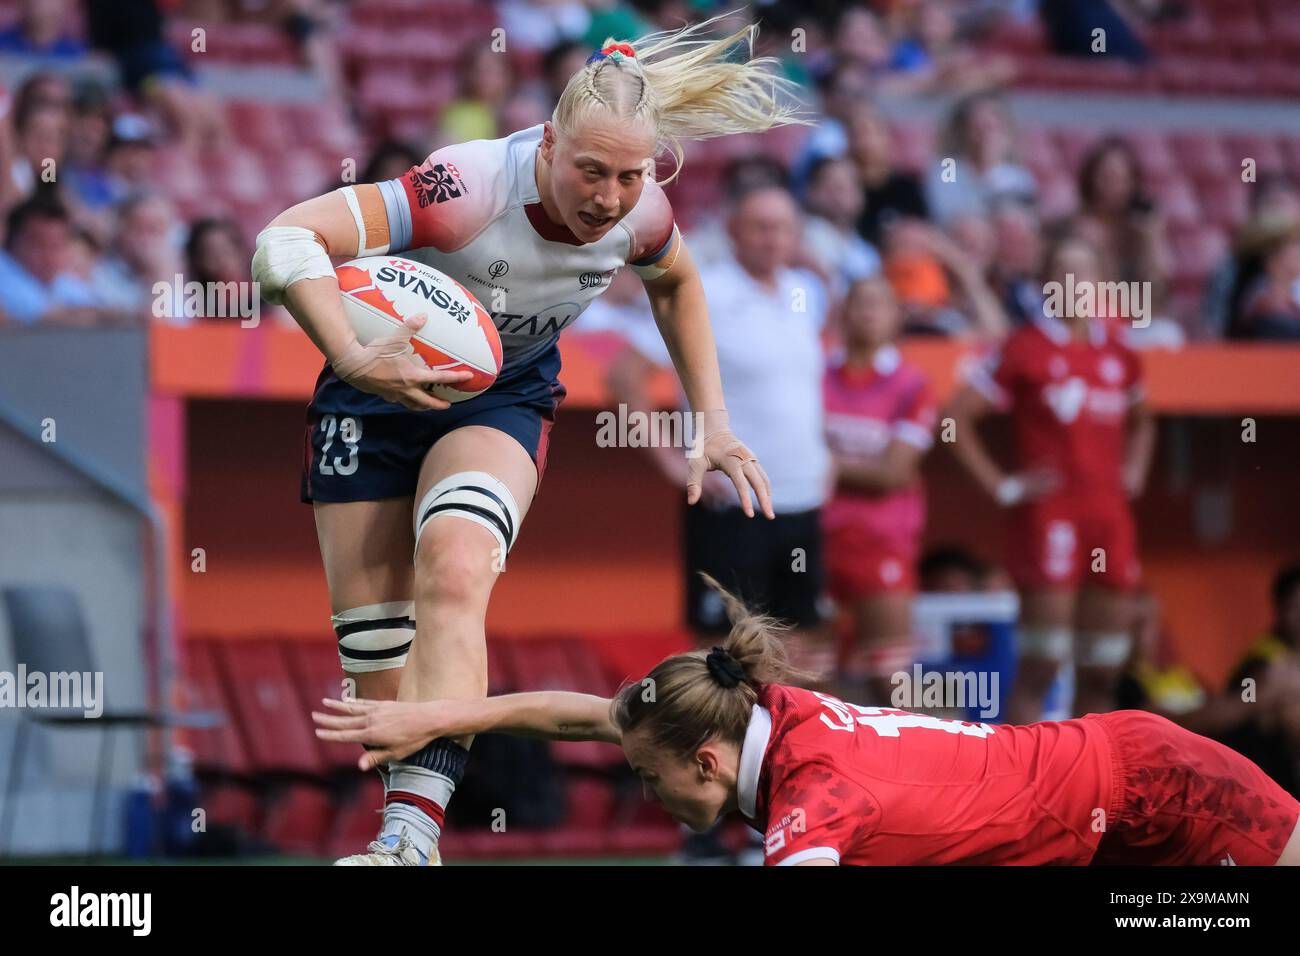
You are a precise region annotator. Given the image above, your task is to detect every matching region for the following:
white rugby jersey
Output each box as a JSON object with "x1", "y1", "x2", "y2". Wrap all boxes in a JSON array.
[{"x1": 375, "y1": 124, "x2": 677, "y2": 371}]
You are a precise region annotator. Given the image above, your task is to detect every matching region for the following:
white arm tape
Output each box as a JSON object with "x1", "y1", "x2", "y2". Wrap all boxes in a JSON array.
[
  {"x1": 339, "y1": 186, "x2": 389, "y2": 257},
  {"x1": 251, "y1": 225, "x2": 336, "y2": 305}
]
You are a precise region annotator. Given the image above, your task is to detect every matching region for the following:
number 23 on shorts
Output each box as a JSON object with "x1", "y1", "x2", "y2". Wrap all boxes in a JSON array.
[{"x1": 319, "y1": 414, "x2": 362, "y2": 476}]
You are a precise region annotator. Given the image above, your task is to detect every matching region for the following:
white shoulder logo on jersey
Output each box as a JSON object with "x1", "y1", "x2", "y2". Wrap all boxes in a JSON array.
[{"x1": 814, "y1": 693, "x2": 996, "y2": 738}]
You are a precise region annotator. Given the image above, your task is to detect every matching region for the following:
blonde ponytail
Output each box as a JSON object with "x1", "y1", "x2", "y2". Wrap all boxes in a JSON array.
[
  {"x1": 552, "y1": 13, "x2": 808, "y2": 183},
  {"x1": 610, "y1": 573, "x2": 813, "y2": 756}
]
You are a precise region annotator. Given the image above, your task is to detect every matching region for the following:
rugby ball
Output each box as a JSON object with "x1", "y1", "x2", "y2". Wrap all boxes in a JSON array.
[{"x1": 335, "y1": 255, "x2": 502, "y2": 403}]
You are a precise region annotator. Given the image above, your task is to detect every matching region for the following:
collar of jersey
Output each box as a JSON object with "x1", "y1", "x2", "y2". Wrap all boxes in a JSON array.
[
  {"x1": 524, "y1": 201, "x2": 585, "y2": 245},
  {"x1": 737, "y1": 703, "x2": 773, "y2": 820}
]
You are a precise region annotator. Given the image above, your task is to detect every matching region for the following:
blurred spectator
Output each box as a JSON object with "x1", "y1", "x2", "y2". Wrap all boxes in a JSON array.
[
  {"x1": 84, "y1": 0, "x2": 226, "y2": 148},
  {"x1": 497, "y1": 88, "x2": 551, "y2": 136},
  {"x1": 497, "y1": 0, "x2": 592, "y2": 53},
  {"x1": 1114, "y1": 587, "x2": 1206, "y2": 714},
  {"x1": 185, "y1": 217, "x2": 247, "y2": 289},
  {"x1": 0, "y1": 0, "x2": 87, "y2": 57},
  {"x1": 1040, "y1": 0, "x2": 1154, "y2": 64},
  {"x1": 359, "y1": 140, "x2": 423, "y2": 185},
  {"x1": 62, "y1": 81, "x2": 117, "y2": 215},
  {"x1": 1221, "y1": 562, "x2": 1300, "y2": 796},
  {"x1": 882, "y1": 219, "x2": 1009, "y2": 338},
  {"x1": 435, "y1": 46, "x2": 514, "y2": 146},
  {"x1": 1230, "y1": 230, "x2": 1300, "y2": 341},
  {"x1": 1208, "y1": 174, "x2": 1300, "y2": 339},
  {"x1": 582, "y1": 0, "x2": 656, "y2": 49},
  {"x1": 832, "y1": 5, "x2": 896, "y2": 78},
  {"x1": 827, "y1": 4, "x2": 941, "y2": 98},
  {"x1": 926, "y1": 91, "x2": 1036, "y2": 224},
  {"x1": 89, "y1": 192, "x2": 183, "y2": 319},
  {"x1": 989, "y1": 199, "x2": 1045, "y2": 325},
  {"x1": 540, "y1": 39, "x2": 590, "y2": 106},
  {"x1": 608, "y1": 184, "x2": 831, "y2": 864},
  {"x1": 801, "y1": 156, "x2": 881, "y2": 297},
  {"x1": 1072, "y1": 136, "x2": 1172, "y2": 310},
  {"x1": 682, "y1": 154, "x2": 790, "y2": 268},
  {"x1": 846, "y1": 105, "x2": 929, "y2": 245},
  {"x1": 887, "y1": 0, "x2": 1016, "y2": 94},
  {"x1": 103, "y1": 114, "x2": 162, "y2": 200},
  {"x1": 0, "y1": 196, "x2": 105, "y2": 324},
  {"x1": 280, "y1": 0, "x2": 346, "y2": 98},
  {"x1": 793, "y1": 60, "x2": 874, "y2": 191},
  {"x1": 8, "y1": 87, "x2": 68, "y2": 200},
  {"x1": 1123, "y1": 564, "x2": 1300, "y2": 799},
  {"x1": 608, "y1": 184, "x2": 831, "y2": 651},
  {"x1": 945, "y1": 231, "x2": 1154, "y2": 723},
  {"x1": 823, "y1": 275, "x2": 937, "y2": 703}
]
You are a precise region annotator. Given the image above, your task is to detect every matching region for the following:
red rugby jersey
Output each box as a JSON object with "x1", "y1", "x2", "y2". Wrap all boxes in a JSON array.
[
  {"x1": 822, "y1": 344, "x2": 937, "y2": 543},
  {"x1": 744, "y1": 684, "x2": 1114, "y2": 865},
  {"x1": 967, "y1": 316, "x2": 1143, "y2": 498}
]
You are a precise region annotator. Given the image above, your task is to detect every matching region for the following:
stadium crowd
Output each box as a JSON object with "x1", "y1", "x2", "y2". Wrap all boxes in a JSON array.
[{"x1": 0, "y1": 0, "x2": 1296, "y2": 833}]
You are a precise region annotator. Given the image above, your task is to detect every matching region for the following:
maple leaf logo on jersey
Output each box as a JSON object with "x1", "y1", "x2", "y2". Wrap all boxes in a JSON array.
[
  {"x1": 1043, "y1": 377, "x2": 1088, "y2": 423},
  {"x1": 410, "y1": 163, "x2": 465, "y2": 207}
]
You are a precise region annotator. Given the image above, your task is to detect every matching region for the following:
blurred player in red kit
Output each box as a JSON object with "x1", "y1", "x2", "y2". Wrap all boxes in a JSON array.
[
  {"x1": 315, "y1": 575, "x2": 1300, "y2": 866},
  {"x1": 823, "y1": 276, "x2": 937, "y2": 702},
  {"x1": 945, "y1": 233, "x2": 1156, "y2": 723}
]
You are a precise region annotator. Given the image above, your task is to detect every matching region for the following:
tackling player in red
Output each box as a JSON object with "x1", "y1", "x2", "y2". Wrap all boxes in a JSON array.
[
  {"x1": 313, "y1": 576, "x2": 1300, "y2": 866},
  {"x1": 945, "y1": 232, "x2": 1157, "y2": 723}
]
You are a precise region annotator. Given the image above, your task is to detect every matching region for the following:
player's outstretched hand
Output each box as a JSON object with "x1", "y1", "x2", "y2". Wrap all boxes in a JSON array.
[
  {"x1": 686, "y1": 409, "x2": 775, "y2": 519},
  {"x1": 313, "y1": 697, "x2": 461, "y2": 770},
  {"x1": 330, "y1": 313, "x2": 473, "y2": 412}
]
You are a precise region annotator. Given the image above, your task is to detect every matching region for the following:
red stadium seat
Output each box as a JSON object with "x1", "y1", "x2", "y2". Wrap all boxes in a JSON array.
[
  {"x1": 179, "y1": 639, "x2": 253, "y2": 777},
  {"x1": 211, "y1": 639, "x2": 324, "y2": 776},
  {"x1": 440, "y1": 828, "x2": 545, "y2": 859},
  {"x1": 1222, "y1": 134, "x2": 1286, "y2": 174},
  {"x1": 1017, "y1": 126, "x2": 1060, "y2": 172},
  {"x1": 509, "y1": 637, "x2": 622, "y2": 770},
  {"x1": 1171, "y1": 225, "x2": 1230, "y2": 281},
  {"x1": 1167, "y1": 132, "x2": 1233, "y2": 180},
  {"x1": 1147, "y1": 174, "x2": 1200, "y2": 227},
  {"x1": 213, "y1": 147, "x2": 271, "y2": 204},
  {"x1": 1126, "y1": 130, "x2": 1176, "y2": 181},
  {"x1": 281, "y1": 640, "x2": 366, "y2": 774},
  {"x1": 1194, "y1": 175, "x2": 1249, "y2": 228},
  {"x1": 261, "y1": 783, "x2": 335, "y2": 855},
  {"x1": 486, "y1": 636, "x2": 517, "y2": 695},
  {"x1": 324, "y1": 777, "x2": 384, "y2": 858},
  {"x1": 199, "y1": 780, "x2": 262, "y2": 835}
]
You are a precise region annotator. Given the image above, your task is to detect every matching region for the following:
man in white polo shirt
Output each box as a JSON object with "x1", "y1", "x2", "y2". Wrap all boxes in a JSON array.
[{"x1": 610, "y1": 183, "x2": 832, "y2": 646}]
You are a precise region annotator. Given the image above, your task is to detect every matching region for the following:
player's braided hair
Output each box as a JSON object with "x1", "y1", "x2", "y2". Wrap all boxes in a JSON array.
[
  {"x1": 551, "y1": 11, "x2": 808, "y2": 185},
  {"x1": 609, "y1": 574, "x2": 813, "y2": 757}
]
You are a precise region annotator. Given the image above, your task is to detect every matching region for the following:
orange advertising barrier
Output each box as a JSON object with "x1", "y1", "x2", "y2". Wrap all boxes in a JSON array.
[
  {"x1": 150, "y1": 325, "x2": 1300, "y2": 689},
  {"x1": 150, "y1": 324, "x2": 1300, "y2": 413}
]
